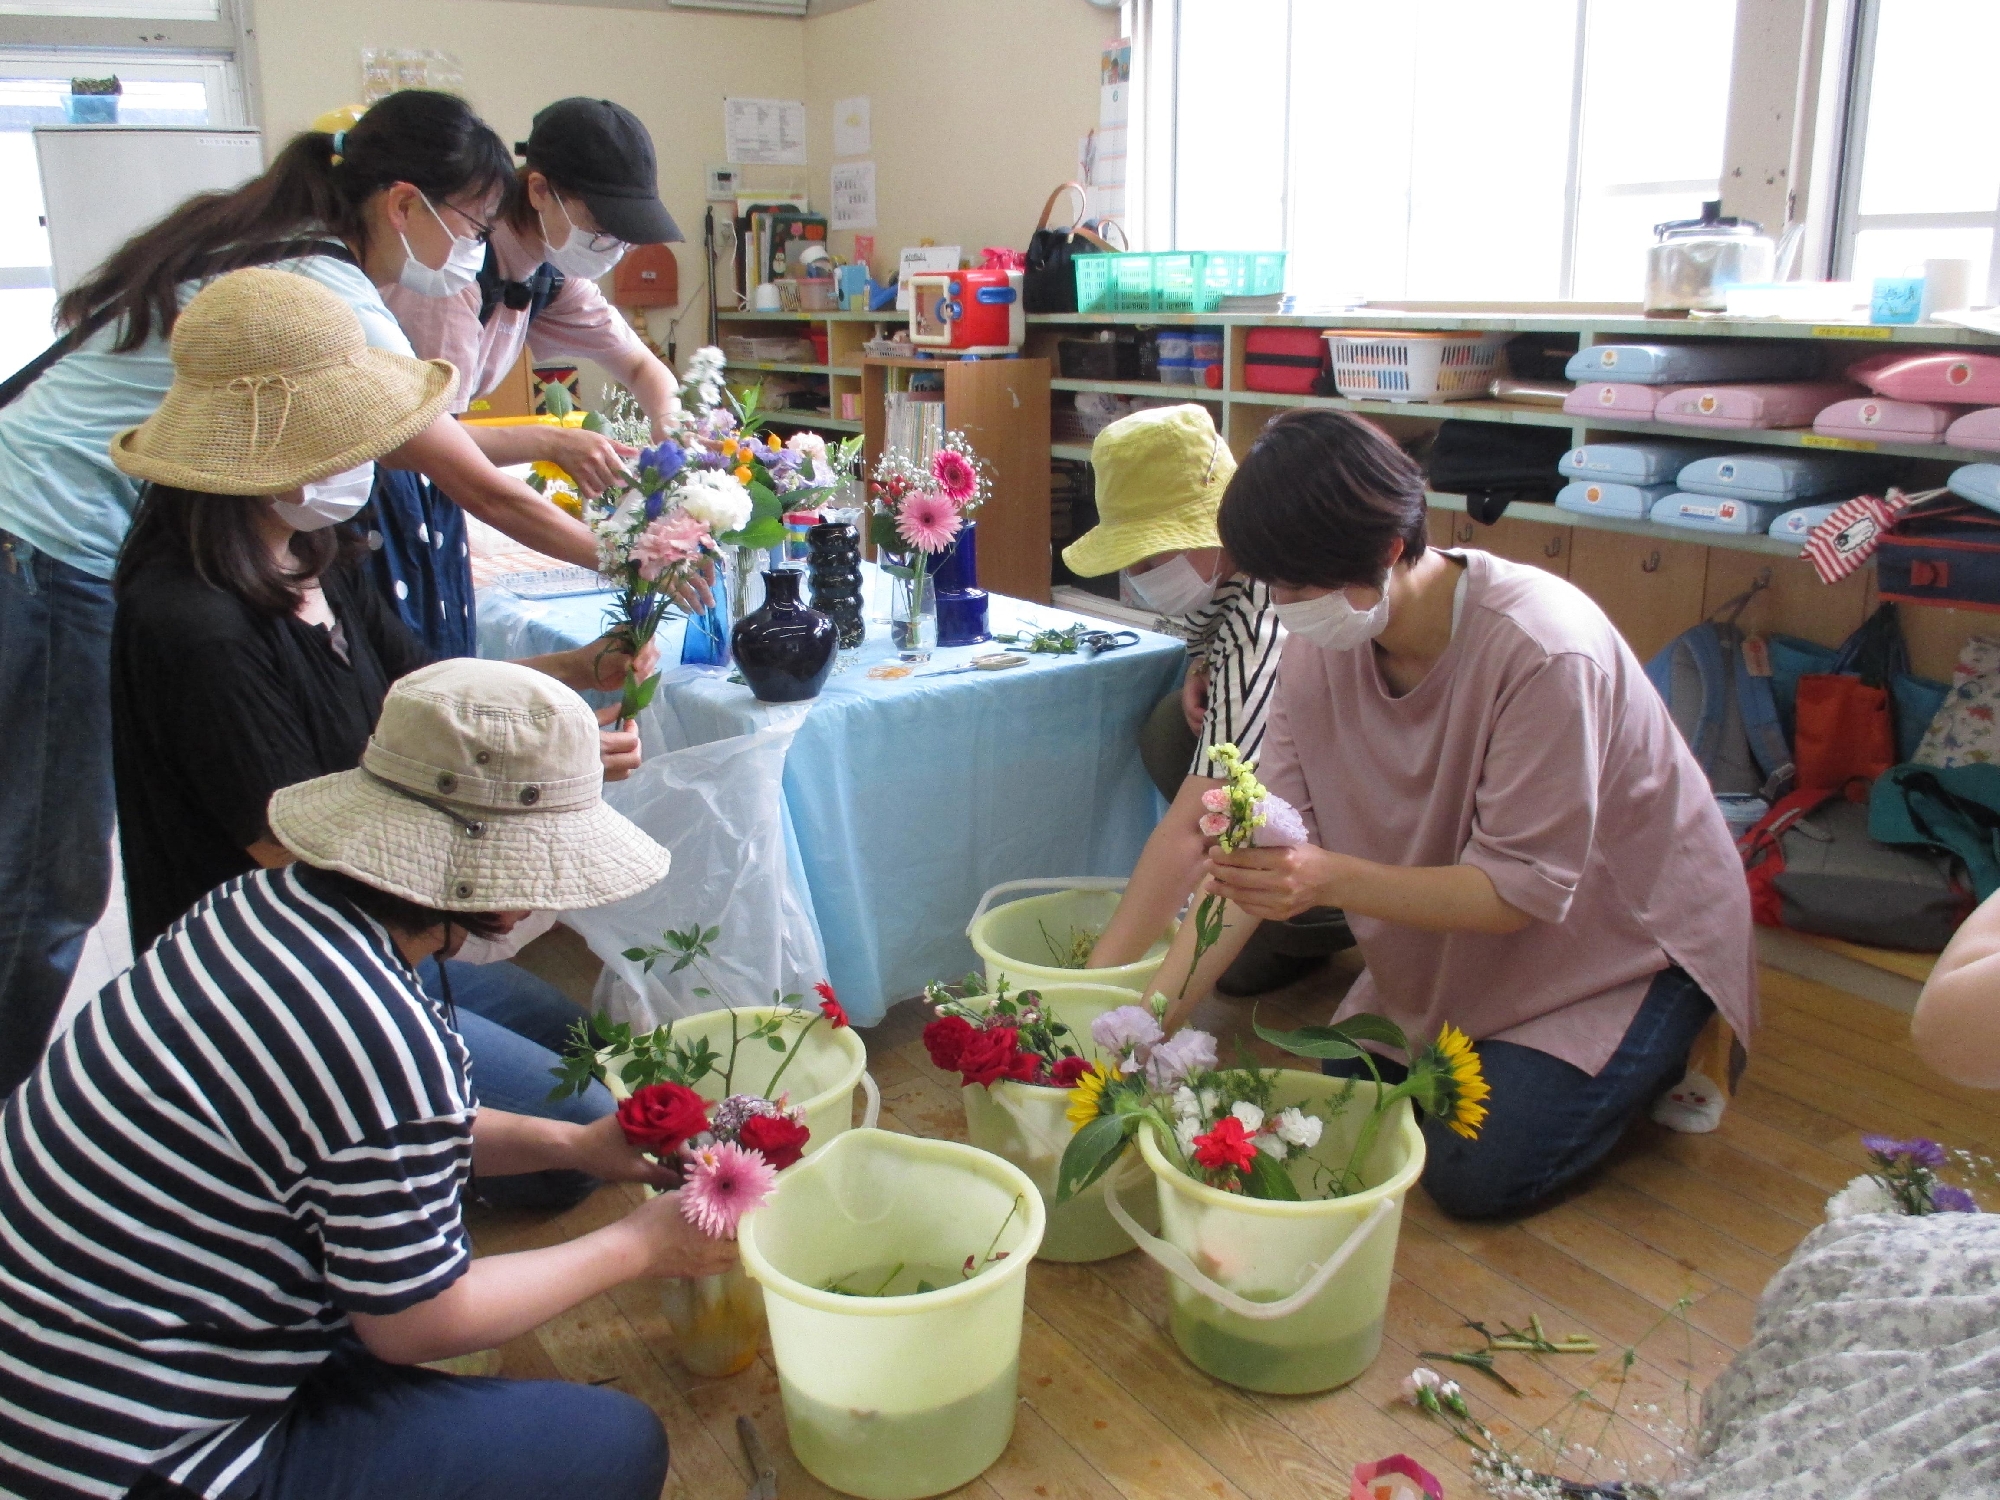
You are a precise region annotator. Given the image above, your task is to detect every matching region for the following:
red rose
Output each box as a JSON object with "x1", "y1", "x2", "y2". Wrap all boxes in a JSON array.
[
  {"x1": 924, "y1": 1015, "x2": 977, "y2": 1073},
  {"x1": 1049, "y1": 1055, "x2": 1092, "y2": 1088},
  {"x1": 615, "y1": 1082, "x2": 709, "y2": 1154},
  {"x1": 737, "y1": 1112, "x2": 811, "y2": 1171},
  {"x1": 815, "y1": 981, "x2": 849, "y2": 1029},
  {"x1": 1192, "y1": 1115, "x2": 1258, "y2": 1173},
  {"x1": 959, "y1": 1026, "x2": 1037, "y2": 1088}
]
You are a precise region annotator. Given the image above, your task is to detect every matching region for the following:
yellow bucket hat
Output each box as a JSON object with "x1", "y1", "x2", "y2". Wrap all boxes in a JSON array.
[
  {"x1": 111, "y1": 267, "x2": 457, "y2": 495},
  {"x1": 1061, "y1": 404, "x2": 1236, "y2": 578}
]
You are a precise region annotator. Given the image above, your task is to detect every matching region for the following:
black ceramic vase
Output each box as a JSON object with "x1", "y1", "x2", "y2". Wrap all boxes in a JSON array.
[
  {"x1": 805, "y1": 520, "x2": 866, "y2": 649},
  {"x1": 731, "y1": 569, "x2": 837, "y2": 703}
]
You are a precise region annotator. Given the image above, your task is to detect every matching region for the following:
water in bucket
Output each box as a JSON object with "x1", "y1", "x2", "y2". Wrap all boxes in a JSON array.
[
  {"x1": 1130, "y1": 1073, "x2": 1425, "y2": 1395},
  {"x1": 739, "y1": 1129, "x2": 1044, "y2": 1500},
  {"x1": 967, "y1": 879, "x2": 1174, "y2": 996}
]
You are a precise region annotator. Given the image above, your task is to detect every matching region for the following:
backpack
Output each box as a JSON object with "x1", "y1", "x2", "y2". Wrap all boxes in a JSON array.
[
  {"x1": 476, "y1": 242, "x2": 565, "y2": 326},
  {"x1": 1741, "y1": 790, "x2": 1968, "y2": 950},
  {"x1": 1646, "y1": 618, "x2": 1794, "y2": 798}
]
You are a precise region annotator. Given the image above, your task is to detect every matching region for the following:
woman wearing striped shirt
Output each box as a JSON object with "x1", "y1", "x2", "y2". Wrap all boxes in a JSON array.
[{"x1": 0, "y1": 656, "x2": 732, "y2": 1500}]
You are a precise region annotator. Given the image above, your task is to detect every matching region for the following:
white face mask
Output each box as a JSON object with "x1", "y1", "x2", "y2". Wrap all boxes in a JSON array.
[
  {"x1": 1127, "y1": 554, "x2": 1218, "y2": 617},
  {"x1": 540, "y1": 196, "x2": 627, "y2": 280},
  {"x1": 397, "y1": 192, "x2": 485, "y2": 298},
  {"x1": 273, "y1": 461, "x2": 376, "y2": 531},
  {"x1": 1274, "y1": 579, "x2": 1391, "y2": 652}
]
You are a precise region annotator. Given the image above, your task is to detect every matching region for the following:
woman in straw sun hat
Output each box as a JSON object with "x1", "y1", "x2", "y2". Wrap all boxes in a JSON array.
[
  {"x1": 107, "y1": 266, "x2": 649, "y2": 1208},
  {"x1": 1062, "y1": 403, "x2": 1351, "y2": 992},
  {"x1": 0, "y1": 88, "x2": 612, "y2": 1099},
  {"x1": 0, "y1": 654, "x2": 727, "y2": 1500}
]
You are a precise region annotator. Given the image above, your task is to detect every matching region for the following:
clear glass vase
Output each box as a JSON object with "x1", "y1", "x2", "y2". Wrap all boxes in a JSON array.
[
  {"x1": 660, "y1": 1259, "x2": 765, "y2": 1379},
  {"x1": 891, "y1": 570, "x2": 937, "y2": 662}
]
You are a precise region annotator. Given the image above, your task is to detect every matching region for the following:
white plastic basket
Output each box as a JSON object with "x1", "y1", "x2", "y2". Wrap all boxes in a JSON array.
[{"x1": 1325, "y1": 331, "x2": 1505, "y2": 403}]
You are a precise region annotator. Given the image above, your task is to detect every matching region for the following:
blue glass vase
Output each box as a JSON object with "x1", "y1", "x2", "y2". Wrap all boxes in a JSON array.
[
  {"x1": 679, "y1": 566, "x2": 731, "y2": 667},
  {"x1": 931, "y1": 522, "x2": 990, "y2": 648}
]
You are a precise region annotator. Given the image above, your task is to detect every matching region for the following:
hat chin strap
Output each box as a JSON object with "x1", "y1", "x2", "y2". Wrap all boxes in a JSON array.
[{"x1": 362, "y1": 768, "x2": 489, "y2": 839}]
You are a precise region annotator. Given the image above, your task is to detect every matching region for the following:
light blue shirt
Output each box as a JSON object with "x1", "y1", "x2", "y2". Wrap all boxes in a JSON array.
[{"x1": 0, "y1": 255, "x2": 415, "y2": 580}]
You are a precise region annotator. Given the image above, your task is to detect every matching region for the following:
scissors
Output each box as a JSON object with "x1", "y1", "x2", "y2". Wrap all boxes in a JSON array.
[
  {"x1": 1080, "y1": 629, "x2": 1140, "y2": 656},
  {"x1": 917, "y1": 652, "x2": 1030, "y2": 678}
]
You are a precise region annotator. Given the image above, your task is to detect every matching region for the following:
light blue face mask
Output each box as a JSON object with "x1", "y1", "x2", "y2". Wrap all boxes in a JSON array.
[{"x1": 397, "y1": 192, "x2": 484, "y2": 299}]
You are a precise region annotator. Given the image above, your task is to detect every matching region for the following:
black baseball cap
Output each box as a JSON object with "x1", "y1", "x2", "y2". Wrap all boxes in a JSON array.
[{"x1": 519, "y1": 98, "x2": 682, "y2": 246}]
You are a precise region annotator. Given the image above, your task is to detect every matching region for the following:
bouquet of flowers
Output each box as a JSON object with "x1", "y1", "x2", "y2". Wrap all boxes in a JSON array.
[
  {"x1": 1825, "y1": 1135, "x2": 1983, "y2": 1219},
  {"x1": 921, "y1": 975, "x2": 1095, "y2": 1090},
  {"x1": 1176, "y1": 742, "x2": 1310, "y2": 1000},
  {"x1": 867, "y1": 431, "x2": 991, "y2": 636},
  {"x1": 1058, "y1": 998, "x2": 1489, "y2": 1203}
]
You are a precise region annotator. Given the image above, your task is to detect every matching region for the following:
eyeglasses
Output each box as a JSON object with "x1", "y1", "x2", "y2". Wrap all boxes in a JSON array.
[
  {"x1": 439, "y1": 199, "x2": 496, "y2": 245},
  {"x1": 552, "y1": 194, "x2": 622, "y2": 253}
]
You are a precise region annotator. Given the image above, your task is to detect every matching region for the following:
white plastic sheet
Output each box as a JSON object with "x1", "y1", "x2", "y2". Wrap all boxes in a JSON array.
[{"x1": 561, "y1": 718, "x2": 826, "y2": 1028}]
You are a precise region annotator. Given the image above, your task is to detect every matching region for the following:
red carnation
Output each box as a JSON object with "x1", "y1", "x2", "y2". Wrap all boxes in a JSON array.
[
  {"x1": 737, "y1": 1112, "x2": 811, "y2": 1171},
  {"x1": 1192, "y1": 1115, "x2": 1258, "y2": 1173},
  {"x1": 815, "y1": 981, "x2": 849, "y2": 1029},
  {"x1": 615, "y1": 1082, "x2": 709, "y2": 1155},
  {"x1": 959, "y1": 1026, "x2": 1037, "y2": 1088},
  {"x1": 1049, "y1": 1055, "x2": 1093, "y2": 1088},
  {"x1": 924, "y1": 1015, "x2": 977, "y2": 1073}
]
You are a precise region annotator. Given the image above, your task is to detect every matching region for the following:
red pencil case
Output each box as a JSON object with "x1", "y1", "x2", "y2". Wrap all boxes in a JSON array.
[
  {"x1": 1856, "y1": 352, "x2": 2000, "y2": 405},
  {"x1": 1243, "y1": 328, "x2": 1326, "y2": 395}
]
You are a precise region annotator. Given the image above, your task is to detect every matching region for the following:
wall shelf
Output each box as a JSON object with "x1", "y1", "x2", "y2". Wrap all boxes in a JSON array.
[
  {"x1": 763, "y1": 412, "x2": 864, "y2": 434},
  {"x1": 1426, "y1": 492, "x2": 1810, "y2": 559}
]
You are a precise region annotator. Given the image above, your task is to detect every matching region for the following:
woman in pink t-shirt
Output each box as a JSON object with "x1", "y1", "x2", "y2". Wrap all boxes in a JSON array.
[{"x1": 1156, "y1": 408, "x2": 1755, "y2": 1219}]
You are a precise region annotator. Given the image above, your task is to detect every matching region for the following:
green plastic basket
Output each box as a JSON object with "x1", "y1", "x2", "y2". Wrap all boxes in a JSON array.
[{"x1": 1068, "y1": 251, "x2": 1287, "y2": 314}]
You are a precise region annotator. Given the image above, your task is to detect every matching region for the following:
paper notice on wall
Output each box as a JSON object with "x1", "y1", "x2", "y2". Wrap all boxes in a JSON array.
[
  {"x1": 833, "y1": 96, "x2": 871, "y2": 158},
  {"x1": 725, "y1": 97, "x2": 807, "y2": 166},
  {"x1": 1089, "y1": 42, "x2": 1130, "y2": 224},
  {"x1": 831, "y1": 161, "x2": 876, "y2": 231}
]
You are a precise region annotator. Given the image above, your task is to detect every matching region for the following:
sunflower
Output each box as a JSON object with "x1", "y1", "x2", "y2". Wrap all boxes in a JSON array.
[
  {"x1": 1417, "y1": 1024, "x2": 1490, "y2": 1139},
  {"x1": 530, "y1": 460, "x2": 575, "y2": 487},
  {"x1": 1064, "y1": 1062, "x2": 1113, "y2": 1131}
]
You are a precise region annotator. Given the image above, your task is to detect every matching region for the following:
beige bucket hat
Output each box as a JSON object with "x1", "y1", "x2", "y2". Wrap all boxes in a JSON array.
[
  {"x1": 111, "y1": 266, "x2": 458, "y2": 494},
  {"x1": 1061, "y1": 404, "x2": 1237, "y2": 578},
  {"x1": 269, "y1": 659, "x2": 669, "y2": 911}
]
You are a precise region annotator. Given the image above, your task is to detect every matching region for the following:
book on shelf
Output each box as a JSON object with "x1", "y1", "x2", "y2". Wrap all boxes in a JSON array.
[{"x1": 885, "y1": 390, "x2": 946, "y2": 463}]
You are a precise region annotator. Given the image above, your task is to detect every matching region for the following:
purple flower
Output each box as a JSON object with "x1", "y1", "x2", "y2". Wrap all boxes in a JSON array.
[
  {"x1": 1144, "y1": 1029, "x2": 1218, "y2": 1091},
  {"x1": 1931, "y1": 1185, "x2": 1978, "y2": 1213},
  {"x1": 640, "y1": 441, "x2": 686, "y2": 485},
  {"x1": 769, "y1": 446, "x2": 803, "y2": 472},
  {"x1": 1251, "y1": 794, "x2": 1309, "y2": 848},
  {"x1": 1090, "y1": 1005, "x2": 1163, "y2": 1067},
  {"x1": 694, "y1": 447, "x2": 731, "y2": 470},
  {"x1": 643, "y1": 491, "x2": 665, "y2": 523},
  {"x1": 629, "y1": 595, "x2": 655, "y2": 626},
  {"x1": 1864, "y1": 1135, "x2": 1947, "y2": 1168}
]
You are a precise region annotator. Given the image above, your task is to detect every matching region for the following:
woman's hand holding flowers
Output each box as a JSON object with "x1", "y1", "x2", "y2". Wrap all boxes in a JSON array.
[
  {"x1": 541, "y1": 425, "x2": 638, "y2": 496},
  {"x1": 1207, "y1": 842, "x2": 1345, "y2": 922}
]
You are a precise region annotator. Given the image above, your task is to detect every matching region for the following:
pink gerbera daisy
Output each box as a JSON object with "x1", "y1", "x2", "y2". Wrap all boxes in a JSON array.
[
  {"x1": 931, "y1": 448, "x2": 978, "y2": 503},
  {"x1": 679, "y1": 1142, "x2": 777, "y2": 1239},
  {"x1": 895, "y1": 491, "x2": 963, "y2": 554},
  {"x1": 631, "y1": 513, "x2": 711, "y2": 581}
]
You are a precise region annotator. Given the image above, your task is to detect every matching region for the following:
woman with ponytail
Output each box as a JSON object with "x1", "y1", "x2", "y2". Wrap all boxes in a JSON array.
[{"x1": 0, "y1": 89, "x2": 619, "y2": 1095}]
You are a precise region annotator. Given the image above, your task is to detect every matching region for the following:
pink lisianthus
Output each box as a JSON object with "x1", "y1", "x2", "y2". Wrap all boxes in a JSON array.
[
  {"x1": 1201, "y1": 788, "x2": 1230, "y2": 814},
  {"x1": 1250, "y1": 794, "x2": 1309, "y2": 848},
  {"x1": 631, "y1": 513, "x2": 711, "y2": 581},
  {"x1": 679, "y1": 1141, "x2": 777, "y2": 1239},
  {"x1": 895, "y1": 491, "x2": 963, "y2": 554},
  {"x1": 1198, "y1": 813, "x2": 1230, "y2": 838},
  {"x1": 931, "y1": 448, "x2": 978, "y2": 503}
]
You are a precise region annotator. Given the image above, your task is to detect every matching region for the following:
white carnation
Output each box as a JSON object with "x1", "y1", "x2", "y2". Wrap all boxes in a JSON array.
[
  {"x1": 678, "y1": 471, "x2": 753, "y2": 534},
  {"x1": 1253, "y1": 1132, "x2": 1287, "y2": 1161},
  {"x1": 1275, "y1": 1107, "x2": 1323, "y2": 1150},
  {"x1": 1826, "y1": 1173, "x2": 1899, "y2": 1221},
  {"x1": 1174, "y1": 1117, "x2": 1201, "y2": 1156},
  {"x1": 785, "y1": 430, "x2": 828, "y2": 467},
  {"x1": 1198, "y1": 1087, "x2": 1221, "y2": 1114},
  {"x1": 1170, "y1": 1085, "x2": 1201, "y2": 1120},
  {"x1": 1230, "y1": 1101, "x2": 1265, "y2": 1133}
]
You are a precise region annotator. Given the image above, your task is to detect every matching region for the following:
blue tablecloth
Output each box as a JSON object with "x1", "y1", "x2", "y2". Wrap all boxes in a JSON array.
[{"x1": 477, "y1": 570, "x2": 1183, "y2": 1024}]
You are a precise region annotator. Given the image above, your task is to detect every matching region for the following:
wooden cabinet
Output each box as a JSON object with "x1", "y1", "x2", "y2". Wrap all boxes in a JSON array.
[{"x1": 1566, "y1": 529, "x2": 1709, "y2": 662}]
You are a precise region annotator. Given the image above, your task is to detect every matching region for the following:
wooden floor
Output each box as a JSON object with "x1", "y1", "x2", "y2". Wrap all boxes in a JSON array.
[{"x1": 468, "y1": 950, "x2": 2000, "y2": 1498}]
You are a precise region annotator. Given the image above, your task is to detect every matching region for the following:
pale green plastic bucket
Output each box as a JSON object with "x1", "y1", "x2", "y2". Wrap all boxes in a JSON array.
[
  {"x1": 1109, "y1": 1073, "x2": 1425, "y2": 1395},
  {"x1": 966, "y1": 878, "x2": 1175, "y2": 996},
  {"x1": 957, "y1": 980, "x2": 1159, "y2": 1262},
  {"x1": 739, "y1": 1129, "x2": 1045, "y2": 1500}
]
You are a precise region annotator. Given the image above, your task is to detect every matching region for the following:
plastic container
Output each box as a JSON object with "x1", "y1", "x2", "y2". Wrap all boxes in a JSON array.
[
  {"x1": 1555, "y1": 479, "x2": 1676, "y2": 520},
  {"x1": 1858, "y1": 352, "x2": 2000, "y2": 405},
  {"x1": 1948, "y1": 463, "x2": 2000, "y2": 515},
  {"x1": 1326, "y1": 331, "x2": 1505, "y2": 403},
  {"x1": 1564, "y1": 341, "x2": 1815, "y2": 386},
  {"x1": 1107, "y1": 1073, "x2": 1424, "y2": 1395},
  {"x1": 1245, "y1": 327, "x2": 1327, "y2": 395},
  {"x1": 1813, "y1": 396, "x2": 1962, "y2": 443},
  {"x1": 957, "y1": 980, "x2": 1158, "y2": 1262},
  {"x1": 606, "y1": 1004, "x2": 879, "y2": 1158},
  {"x1": 1675, "y1": 450, "x2": 1876, "y2": 503},
  {"x1": 967, "y1": 878, "x2": 1174, "y2": 997},
  {"x1": 1653, "y1": 382, "x2": 1861, "y2": 430},
  {"x1": 1769, "y1": 502, "x2": 1845, "y2": 546},
  {"x1": 1945, "y1": 407, "x2": 2000, "y2": 452},
  {"x1": 739, "y1": 1129, "x2": 1044, "y2": 1500},
  {"x1": 1073, "y1": 251, "x2": 1286, "y2": 314},
  {"x1": 1559, "y1": 440, "x2": 1726, "y2": 484},
  {"x1": 1649, "y1": 493, "x2": 1787, "y2": 536},
  {"x1": 1564, "y1": 381, "x2": 1695, "y2": 420}
]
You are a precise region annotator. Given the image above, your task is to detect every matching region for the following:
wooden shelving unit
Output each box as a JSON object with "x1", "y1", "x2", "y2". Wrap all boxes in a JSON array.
[{"x1": 718, "y1": 310, "x2": 904, "y2": 439}]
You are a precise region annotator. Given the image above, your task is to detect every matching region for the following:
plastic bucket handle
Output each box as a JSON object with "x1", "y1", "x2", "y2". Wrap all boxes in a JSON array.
[
  {"x1": 1104, "y1": 1191, "x2": 1398, "y2": 1322},
  {"x1": 859, "y1": 1070, "x2": 881, "y2": 1130},
  {"x1": 966, "y1": 877, "x2": 1129, "y2": 936}
]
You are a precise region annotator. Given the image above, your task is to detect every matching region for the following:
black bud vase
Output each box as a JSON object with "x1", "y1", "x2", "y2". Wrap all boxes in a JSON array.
[
  {"x1": 806, "y1": 520, "x2": 866, "y2": 649},
  {"x1": 731, "y1": 569, "x2": 837, "y2": 703}
]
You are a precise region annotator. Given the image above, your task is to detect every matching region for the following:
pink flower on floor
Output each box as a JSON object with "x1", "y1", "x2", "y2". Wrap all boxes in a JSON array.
[
  {"x1": 1201, "y1": 788, "x2": 1230, "y2": 814},
  {"x1": 1199, "y1": 813, "x2": 1230, "y2": 838},
  {"x1": 631, "y1": 513, "x2": 711, "y2": 581},
  {"x1": 931, "y1": 448, "x2": 979, "y2": 503},
  {"x1": 679, "y1": 1142, "x2": 777, "y2": 1239},
  {"x1": 895, "y1": 491, "x2": 963, "y2": 554}
]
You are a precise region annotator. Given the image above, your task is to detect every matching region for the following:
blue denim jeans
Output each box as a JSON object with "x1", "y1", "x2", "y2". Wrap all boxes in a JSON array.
[
  {"x1": 423, "y1": 958, "x2": 616, "y2": 1211},
  {"x1": 247, "y1": 1339, "x2": 667, "y2": 1500},
  {"x1": 1322, "y1": 966, "x2": 1716, "y2": 1219},
  {"x1": 0, "y1": 533, "x2": 115, "y2": 1098}
]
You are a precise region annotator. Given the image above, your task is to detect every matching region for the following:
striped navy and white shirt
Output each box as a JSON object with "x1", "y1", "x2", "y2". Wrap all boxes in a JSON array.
[
  {"x1": 0, "y1": 865, "x2": 475, "y2": 1500},
  {"x1": 1166, "y1": 575, "x2": 1285, "y2": 779}
]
